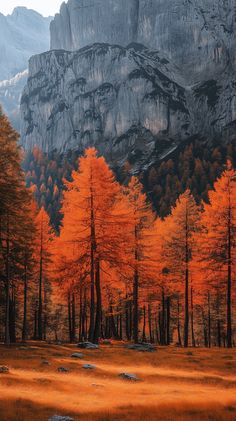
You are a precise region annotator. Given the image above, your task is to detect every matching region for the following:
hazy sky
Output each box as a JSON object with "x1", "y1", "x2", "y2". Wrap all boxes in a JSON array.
[{"x1": 0, "y1": 0, "x2": 63, "y2": 17}]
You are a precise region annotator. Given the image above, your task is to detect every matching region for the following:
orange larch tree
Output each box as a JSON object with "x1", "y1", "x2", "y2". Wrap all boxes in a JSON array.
[
  {"x1": 124, "y1": 176, "x2": 155, "y2": 343},
  {"x1": 163, "y1": 190, "x2": 200, "y2": 347},
  {"x1": 198, "y1": 163, "x2": 236, "y2": 348},
  {"x1": 35, "y1": 207, "x2": 54, "y2": 340},
  {"x1": 59, "y1": 148, "x2": 131, "y2": 343}
]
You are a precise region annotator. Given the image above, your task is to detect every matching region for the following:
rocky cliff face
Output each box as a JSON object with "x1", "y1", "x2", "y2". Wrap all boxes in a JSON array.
[
  {"x1": 21, "y1": 44, "x2": 191, "y2": 169},
  {"x1": 50, "y1": 0, "x2": 236, "y2": 84},
  {"x1": 21, "y1": 0, "x2": 236, "y2": 168}
]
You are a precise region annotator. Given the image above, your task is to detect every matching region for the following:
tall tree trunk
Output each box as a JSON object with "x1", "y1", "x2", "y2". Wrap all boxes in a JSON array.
[
  {"x1": 227, "y1": 204, "x2": 232, "y2": 348},
  {"x1": 125, "y1": 296, "x2": 131, "y2": 340},
  {"x1": 38, "y1": 237, "x2": 43, "y2": 340},
  {"x1": 22, "y1": 257, "x2": 28, "y2": 342},
  {"x1": 177, "y1": 296, "x2": 182, "y2": 347},
  {"x1": 208, "y1": 292, "x2": 211, "y2": 348},
  {"x1": 155, "y1": 315, "x2": 160, "y2": 345},
  {"x1": 33, "y1": 306, "x2": 38, "y2": 340},
  {"x1": 79, "y1": 287, "x2": 83, "y2": 341},
  {"x1": 68, "y1": 292, "x2": 72, "y2": 343},
  {"x1": 142, "y1": 305, "x2": 146, "y2": 342},
  {"x1": 184, "y1": 213, "x2": 189, "y2": 348},
  {"x1": 158, "y1": 310, "x2": 162, "y2": 344},
  {"x1": 82, "y1": 288, "x2": 87, "y2": 340},
  {"x1": 72, "y1": 293, "x2": 76, "y2": 342},
  {"x1": 89, "y1": 185, "x2": 96, "y2": 342},
  {"x1": 133, "y1": 268, "x2": 139, "y2": 343},
  {"x1": 4, "y1": 215, "x2": 10, "y2": 345},
  {"x1": 89, "y1": 249, "x2": 95, "y2": 341},
  {"x1": 201, "y1": 308, "x2": 208, "y2": 348},
  {"x1": 148, "y1": 304, "x2": 153, "y2": 343},
  {"x1": 109, "y1": 305, "x2": 118, "y2": 339},
  {"x1": 9, "y1": 289, "x2": 16, "y2": 343},
  {"x1": 129, "y1": 300, "x2": 133, "y2": 340},
  {"x1": 93, "y1": 260, "x2": 101, "y2": 344},
  {"x1": 160, "y1": 289, "x2": 165, "y2": 345},
  {"x1": 43, "y1": 313, "x2": 47, "y2": 341},
  {"x1": 119, "y1": 311, "x2": 123, "y2": 340},
  {"x1": 216, "y1": 291, "x2": 221, "y2": 348},
  {"x1": 166, "y1": 296, "x2": 171, "y2": 345},
  {"x1": 190, "y1": 287, "x2": 196, "y2": 347}
]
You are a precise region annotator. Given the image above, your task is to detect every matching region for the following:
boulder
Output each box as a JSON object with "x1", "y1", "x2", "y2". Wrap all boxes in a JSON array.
[
  {"x1": 82, "y1": 364, "x2": 96, "y2": 370},
  {"x1": 71, "y1": 353, "x2": 84, "y2": 359},
  {"x1": 126, "y1": 343, "x2": 157, "y2": 352},
  {"x1": 48, "y1": 417, "x2": 75, "y2": 421},
  {"x1": 77, "y1": 342, "x2": 99, "y2": 350},
  {"x1": 119, "y1": 373, "x2": 140, "y2": 381},
  {"x1": 57, "y1": 367, "x2": 70, "y2": 373},
  {"x1": 42, "y1": 360, "x2": 51, "y2": 365},
  {"x1": 0, "y1": 366, "x2": 9, "y2": 373}
]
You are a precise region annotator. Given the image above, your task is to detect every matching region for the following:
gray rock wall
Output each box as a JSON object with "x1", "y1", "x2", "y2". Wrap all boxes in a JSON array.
[
  {"x1": 50, "y1": 0, "x2": 236, "y2": 83},
  {"x1": 20, "y1": 1, "x2": 236, "y2": 168}
]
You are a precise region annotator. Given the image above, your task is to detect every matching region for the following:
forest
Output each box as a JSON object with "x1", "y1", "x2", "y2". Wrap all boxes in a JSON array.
[{"x1": 0, "y1": 108, "x2": 235, "y2": 349}]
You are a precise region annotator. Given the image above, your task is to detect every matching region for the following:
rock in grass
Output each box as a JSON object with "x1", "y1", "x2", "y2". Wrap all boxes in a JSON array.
[
  {"x1": 0, "y1": 366, "x2": 9, "y2": 373},
  {"x1": 48, "y1": 416, "x2": 75, "y2": 421},
  {"x1": 82, "y1": 364, "x2": 96, "y2": 370},
  {"x1": 77, "y1": 341, "x2": 99, "y2": 349},
  {"x1": 126, "y1": 343, "x2": 156, "y2": 352},
  {"x1": 57, "y1": 367, "x2": 70, "y2": 373},
  {"x1": 71, "y1": 353, "x2": 84, "y2": 359},
  {"x1": 119, "y1": 373, "x2": 140, "y2": 381}
]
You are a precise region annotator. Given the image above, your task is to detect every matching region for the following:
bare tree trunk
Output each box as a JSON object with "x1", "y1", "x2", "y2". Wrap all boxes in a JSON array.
[
  {"x1": 216, "y1": 292, "x2": 221, "y2": 348},
  {"x1": 166, "y1": 296, "x2": 171, "y2": 345},
  {"x1": 68, "y1": 292, "x2": 72, "y2": 343},
  {"x1": 160, "y1": 289, "x2": 165, "y2": 345},
  {"x1": 201, "y1": 308, "x2": 208, "y2": 348},
  {"x1": 125, "y1": 296, "x2": 131, "y2": 340},
  {"x1": 93, "y1": 260, "x2": 102, "y2": 344},
  {"x1": 89, "y1": 182, "x2": 96, "y2": 342},
  {"x1": 184, "y1": 214, "x2": 189, "y2": 348},
  {"x1": 142, "y1": 305, "x2": 146, "y2": 342},
  {"x1": 177, "y1": 297, "x2": 182, "y2": 347},
  {"x1": 4, "y1": 215, "x2": 10, "y2": 345},
  {"x1": 148, "y1": 304, "x2": 153, "y2": 343},
  {"x1": 227, "y1": 204, "x2": 232, "y2": 348},
  {"x1": 190, "y1": 287, "x2": 196, "y2": 347},
  {"x1": 208, "y1": 292, "x2": 211, "y2": 348},
  {"x1": 72, "y1": 293, "x2": 76, "y2": 342},
  {"x1": 38, "y1": 237, "x2": 43, "y2": 341},
  {"x1": 22, "y1": 259, "x2": 28, "y2": 342},
  {"x1": 133, "y1": 268, "x2": 139, "y2": 343}
]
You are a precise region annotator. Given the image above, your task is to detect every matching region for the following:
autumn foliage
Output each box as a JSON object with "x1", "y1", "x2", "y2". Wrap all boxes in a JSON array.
[
  {"x1": 52, "y1": 149, "x2": 236, "y2": 348},
  {"x1": 0, "y1": 109, "x2": 235, "y2": 347}
]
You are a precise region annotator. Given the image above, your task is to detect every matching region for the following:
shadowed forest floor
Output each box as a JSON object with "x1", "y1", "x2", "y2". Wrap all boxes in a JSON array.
[{"x1": 0, "y1": 342, "x2": 236, "y2": 420}]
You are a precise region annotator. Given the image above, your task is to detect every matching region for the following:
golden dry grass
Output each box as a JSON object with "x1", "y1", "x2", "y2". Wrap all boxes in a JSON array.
[{"x1": 0, "y1": 342, "x2": 235, "y2": 420}]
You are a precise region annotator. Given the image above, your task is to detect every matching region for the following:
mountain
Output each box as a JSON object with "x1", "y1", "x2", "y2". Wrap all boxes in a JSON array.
[
  {"x1": 21, "y1": 0, "x2": 236, "y2": 170},
  {"x1": 0, "y1": 7, "x2": 51, "y2": 128}
]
